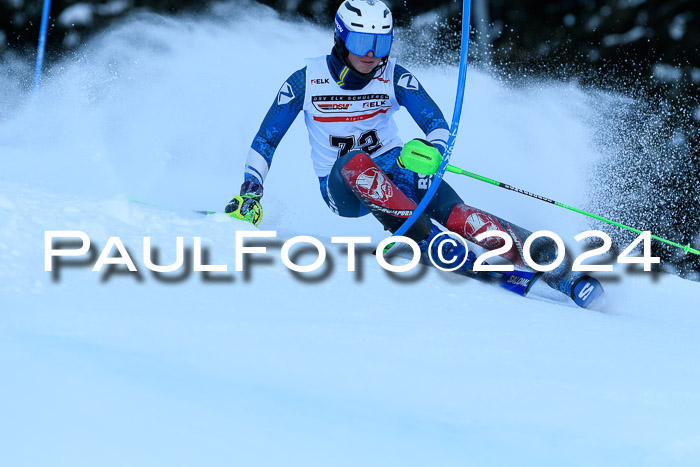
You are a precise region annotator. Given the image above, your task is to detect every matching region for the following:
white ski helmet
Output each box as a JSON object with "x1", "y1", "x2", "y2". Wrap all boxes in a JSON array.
[{"x1": 334, "y1": 0, "x2": 394, "y2": 59}]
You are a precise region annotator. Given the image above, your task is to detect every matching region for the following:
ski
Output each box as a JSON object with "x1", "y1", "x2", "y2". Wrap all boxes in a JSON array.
[
  {"x1": 481, "y1": 269, "x2": 542, "y2": 297},
  {"x1": 128, "y1": 196, "x2": 217, "y2": 215},
  {"x1": 451, "y1": 266, "x2": 541, "y2": 297}
]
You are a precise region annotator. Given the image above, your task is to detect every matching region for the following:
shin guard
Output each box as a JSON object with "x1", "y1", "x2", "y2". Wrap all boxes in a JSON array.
[
  {"x1": 445, "y1": 204, "x2": 528, "y2": 267},
  {"x1": 340, "y1": 151, "x2": 432, "y2": 242}
]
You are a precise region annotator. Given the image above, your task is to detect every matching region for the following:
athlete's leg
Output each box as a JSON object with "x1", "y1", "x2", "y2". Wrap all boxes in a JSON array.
[
  {"x1": 326, "y1": 149, "x2": 432, "y2": 242},
  {"x1": 376, "y1": 148, "x2": 603, "y2": 305},
  {"x1": 376, "y1": 149, "x2": 564, "y2": 274},
  {"x1": 325, "y1": 148, "x2": 475, "y2": 271},
  {"x1": 321, "y1": 165, "x2": 369, "y2": 218},
  {"x1": 423, "y1": 179, "x2": 594, "y2": 291},
  {"x1": 376, "y1": 149, "x2": 542, "y2": 265}
]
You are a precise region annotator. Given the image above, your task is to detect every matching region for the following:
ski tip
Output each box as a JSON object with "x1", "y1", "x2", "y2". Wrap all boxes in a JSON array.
[{"x1": 570, "y1": 275, "x2": 606, "y2": 310}]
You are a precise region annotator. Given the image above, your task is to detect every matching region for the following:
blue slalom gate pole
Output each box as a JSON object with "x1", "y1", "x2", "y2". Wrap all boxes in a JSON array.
[
  {"x1": 391, "y1": 0, "x2": 472, "y2": 239},
  {"x1": 33, "y1": 0, "x2": 53, "y2": 91}
]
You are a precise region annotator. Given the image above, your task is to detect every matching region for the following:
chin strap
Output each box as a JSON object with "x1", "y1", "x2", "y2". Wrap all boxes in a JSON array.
[{"x1": 372, "y1": 60, "x2": 388, "y2": 81}]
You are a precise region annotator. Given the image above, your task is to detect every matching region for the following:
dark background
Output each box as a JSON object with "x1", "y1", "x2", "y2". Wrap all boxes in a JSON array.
[{"x1": 1, "y1": 0, "x2": 698, "y2": 277}]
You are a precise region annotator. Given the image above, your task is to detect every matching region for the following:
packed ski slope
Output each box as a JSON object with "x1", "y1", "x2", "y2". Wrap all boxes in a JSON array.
[{"x1": 1, "y1": 5, "x2": 699, "y2": 466}]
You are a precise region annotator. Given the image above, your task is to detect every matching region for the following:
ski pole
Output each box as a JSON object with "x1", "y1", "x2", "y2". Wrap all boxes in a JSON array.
[{"x1": 445, "y1": 164, "x2": 700, "y2": 256}]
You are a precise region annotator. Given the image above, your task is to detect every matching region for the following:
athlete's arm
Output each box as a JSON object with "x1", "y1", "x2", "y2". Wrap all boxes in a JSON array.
[
  {"x1": 393, "y1": 64, "x2": 449, "y2": 154},
  {"x1": 244, "y1": 67, "x2": 306, "y2": 183}
]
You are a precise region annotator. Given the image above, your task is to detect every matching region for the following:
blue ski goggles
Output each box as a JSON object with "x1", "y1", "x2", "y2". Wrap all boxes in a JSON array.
[{"x1": 335, "y1": 14, "x2": 393, "y2": 58}]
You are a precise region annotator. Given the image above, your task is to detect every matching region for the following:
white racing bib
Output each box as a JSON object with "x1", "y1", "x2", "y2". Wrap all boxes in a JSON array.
[{"x1": 303, "y1": 56, "x2": 403, "y2": 177}]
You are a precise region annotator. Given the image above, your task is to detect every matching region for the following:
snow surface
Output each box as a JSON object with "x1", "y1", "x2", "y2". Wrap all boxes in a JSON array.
[{"x1": 1, "y1": 4, "x2": 699, "y2": 466}]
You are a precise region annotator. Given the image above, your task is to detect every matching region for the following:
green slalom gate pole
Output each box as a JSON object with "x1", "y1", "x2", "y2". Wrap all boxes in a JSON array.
[{"x1": 444, "y1": 164, "x2": 700, "y2": 256}]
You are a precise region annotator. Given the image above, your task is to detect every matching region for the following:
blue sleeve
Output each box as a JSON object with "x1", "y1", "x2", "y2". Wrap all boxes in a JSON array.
[
  {"x1": 393, "y1": 63, "x2": 450, "y2": 154},
  {"x1": 244, "y1": 67, "x2": 306, "y2": 184}
]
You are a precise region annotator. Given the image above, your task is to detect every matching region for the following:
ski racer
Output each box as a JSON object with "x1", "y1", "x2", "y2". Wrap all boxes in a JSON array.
[{"x1": 224, "y1": 0, "x2": 603, "y2": 308}]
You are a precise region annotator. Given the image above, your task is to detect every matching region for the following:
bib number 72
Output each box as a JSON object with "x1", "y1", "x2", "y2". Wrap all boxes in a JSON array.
[{"x1": 330, "y1": 129, "x2": 383, "y2": 158}]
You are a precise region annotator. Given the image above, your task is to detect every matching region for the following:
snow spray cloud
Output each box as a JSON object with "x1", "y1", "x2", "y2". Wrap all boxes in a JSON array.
[{"x1": 0, "y1": 3, "x2": 330, "y2": 201}]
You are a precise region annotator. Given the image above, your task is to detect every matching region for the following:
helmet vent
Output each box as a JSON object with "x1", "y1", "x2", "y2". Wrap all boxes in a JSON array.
[
  {"x1": 351, "y1": 22, "x2": 364, "y2": 28},
  {"x1": 345, "y1": 3, "x2": 362, "y2": 16},
  {"x1": 384, "y1": 9, "x2": 389, "y2": 17}
]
